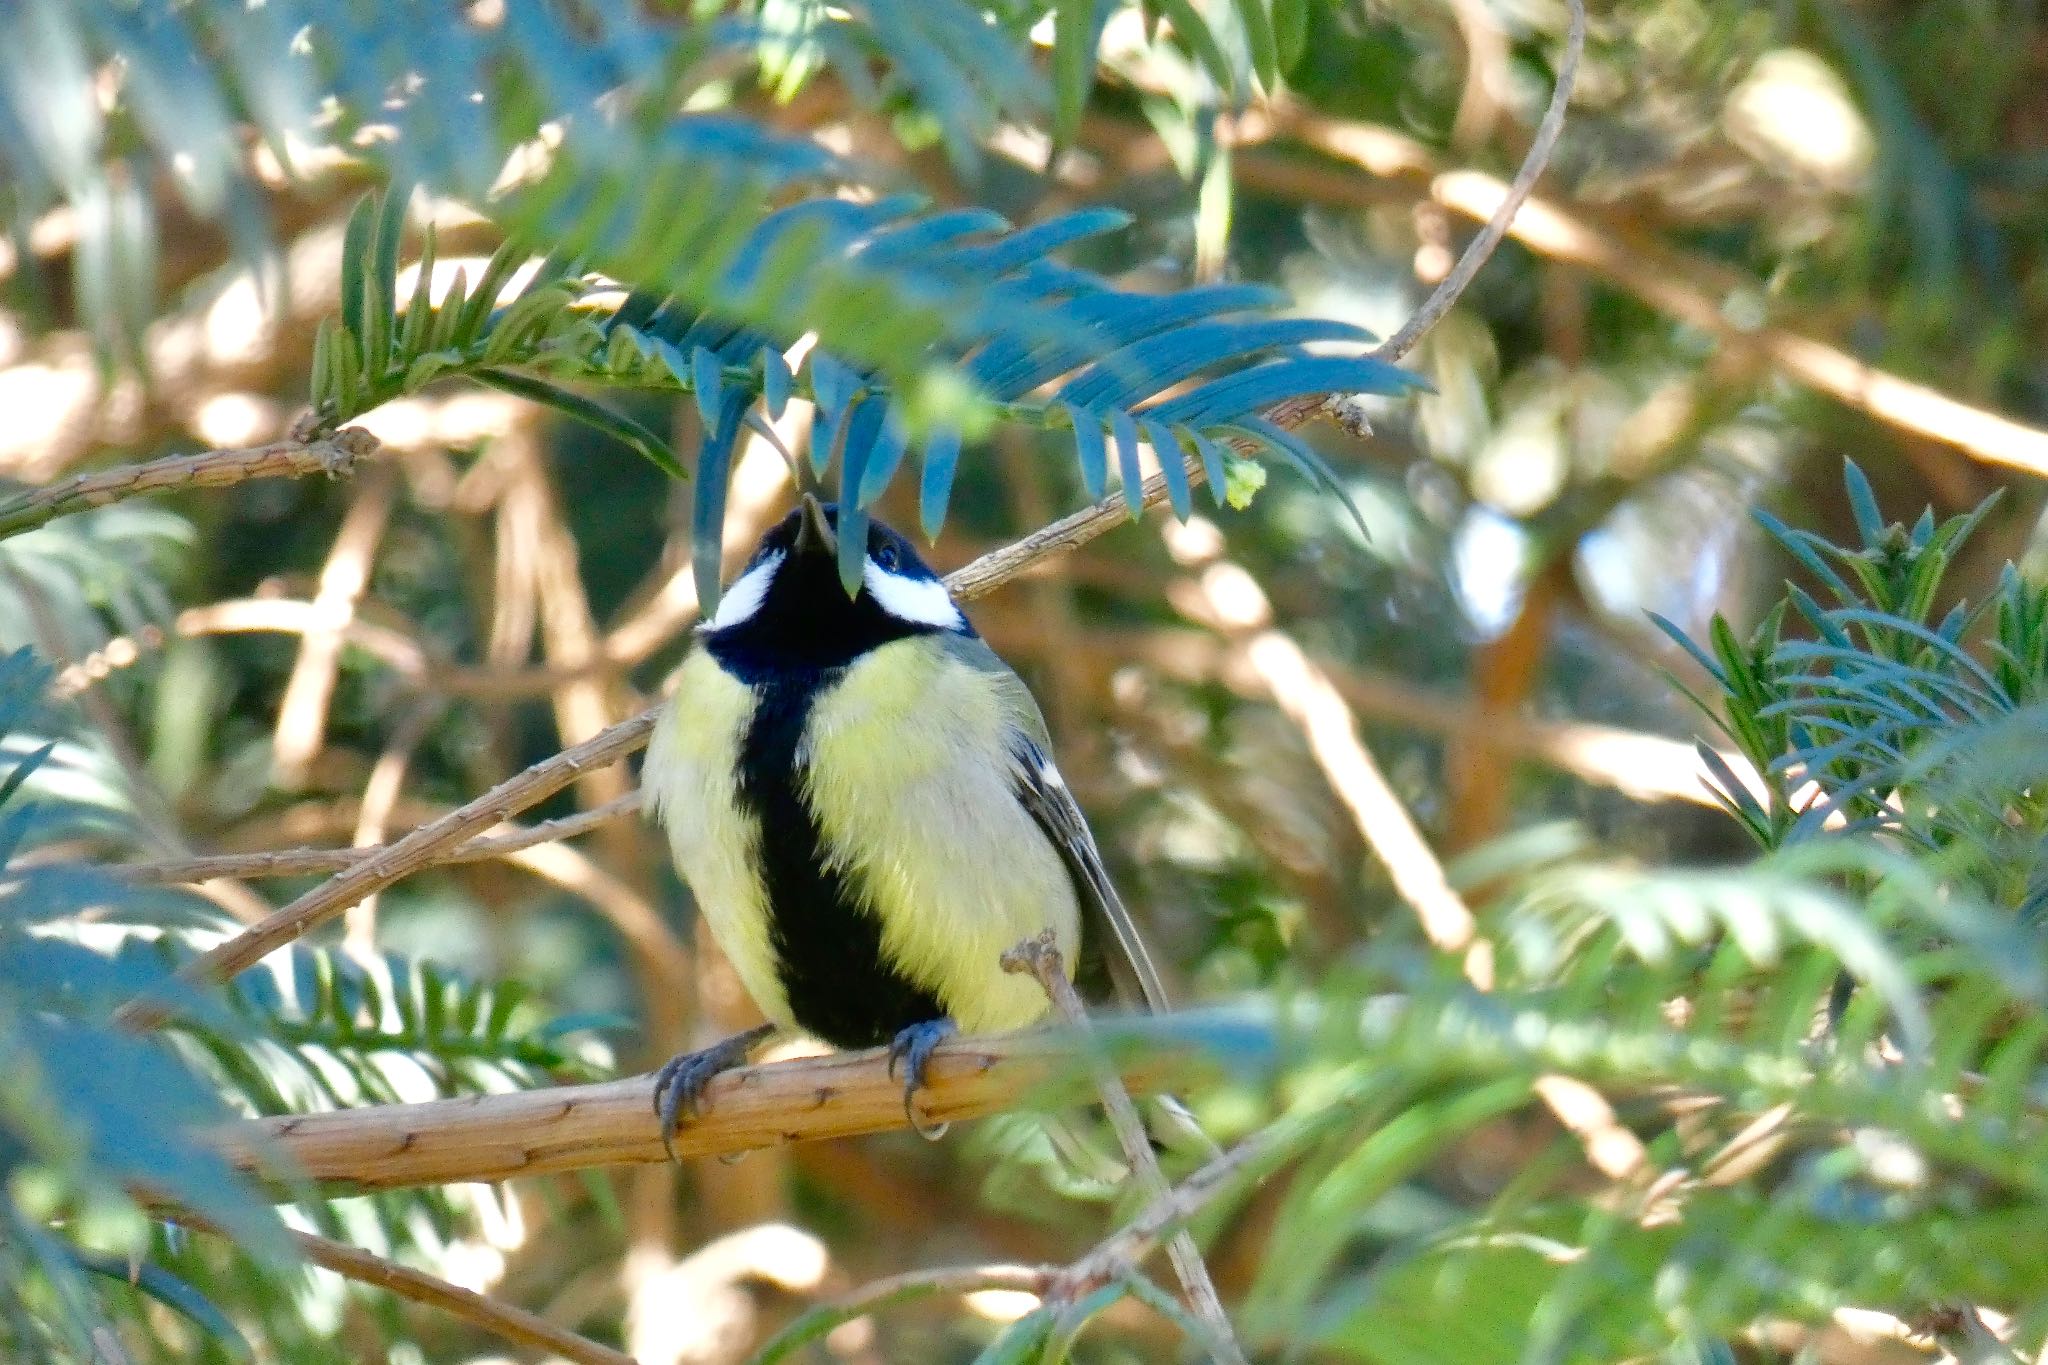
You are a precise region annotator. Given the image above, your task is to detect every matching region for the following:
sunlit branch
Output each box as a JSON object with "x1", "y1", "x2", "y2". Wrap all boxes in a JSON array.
[
  {"x1": 0, "y1": 432, "x2": 376, "y2": 540},
  {"x1": 113, "y1": 792, "x2": 644, "y2": 884},
  {"x1": 212, "y1": 1030, "x2": 1211, "y2": 1193},
  {"x1": 1370, "y1": 0, "x2": 1584, "y2": 363}
]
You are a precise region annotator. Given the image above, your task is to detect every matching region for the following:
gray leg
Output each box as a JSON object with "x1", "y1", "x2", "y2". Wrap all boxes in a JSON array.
[{"x1": 886, "y1": 1017, "x2": 957, "y2": 1140}]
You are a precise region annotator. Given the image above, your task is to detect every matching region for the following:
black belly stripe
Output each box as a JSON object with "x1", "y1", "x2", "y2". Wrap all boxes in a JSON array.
[{"x1": 736, "y1": 671, "x2": 947, "y2": 1050}]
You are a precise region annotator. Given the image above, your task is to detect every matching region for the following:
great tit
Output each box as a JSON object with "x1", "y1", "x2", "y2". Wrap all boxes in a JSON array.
[{"x1": 643, "y1": 495, "x2": 1184, "y2": 1155}]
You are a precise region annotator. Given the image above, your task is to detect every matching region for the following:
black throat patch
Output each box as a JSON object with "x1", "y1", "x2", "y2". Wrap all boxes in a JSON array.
[{"x1": 734, "y1": 669, "x2": 948, "y2": 1049}]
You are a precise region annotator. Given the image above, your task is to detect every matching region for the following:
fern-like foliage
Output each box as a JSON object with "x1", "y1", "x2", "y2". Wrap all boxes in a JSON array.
[
  {"x1": 0, "y1": 0, "x2": 1308, "y2": 360},
  {"x1": 309, "y1": 188, "x2": 1423, "y2": 603},
  {"x1": 0, "y1": 633, "x2": 614, "y2": 1360},
  {"x1": 130, "y1": 944, "x2": 616, "y2": 1365},
  {"x1": 1658, "y1": 460, "x2": 2048, "y2": 915},
  {"x1": 0, "y1": 502, "x2": 188, "y2": 659},
  {"x1": 0, "y1": 648, "x2": 286, "y2": 1363},
  {"x1": 1029, "y1": 837, "x2": 2048, "y2": 1361}
]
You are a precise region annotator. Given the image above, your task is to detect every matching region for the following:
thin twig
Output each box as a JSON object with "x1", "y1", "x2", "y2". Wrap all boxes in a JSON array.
[
  {"x1": 112, "y1": 792, "x2": 644, "y2": 884},
  {"x1": 1002, "y1": 933, "x2": 1246, "y2": 1365},
  {"x1": 171, "y1": 1214, "x2": 636, "y2": 1365},
  {"x1": 757, "y1": 1133, "x2": 1281, "y2": 1362},
  {"x1": 1370, "y1": 0, "x2": 1583, "y2": 363},
  {"x1": 944, "y1": 394, "x2": 1324, "y2": 603},
  {"x1": 211, "y1": 1029, "x2": 1213, "y2": 1192},
  {"x1": 750, "y1": 1263, "x2": 1060, "y2": 1362},
  {"x1": 272, "y1": 465, "x2": 399, "y2": 788},
  {"x1": 1060, "y1": 1129, "x2": 1276, "y2": 1298},
  {"x1": 0, "y1": 433, "x2": 375, "y2": 540},
  {"x1": 114, "y1": 713, "x2": 659, "y2": 1029}
]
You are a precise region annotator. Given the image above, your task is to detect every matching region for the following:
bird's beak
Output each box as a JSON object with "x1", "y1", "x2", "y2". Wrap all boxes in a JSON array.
[{"x1": 794, "y1": 493, "x2": 837, "y2": 559}]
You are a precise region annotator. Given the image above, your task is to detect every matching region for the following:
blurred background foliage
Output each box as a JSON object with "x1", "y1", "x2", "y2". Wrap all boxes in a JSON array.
[{"x1": 2, "y1": 0, "x2": 2047, "y2": 1361}]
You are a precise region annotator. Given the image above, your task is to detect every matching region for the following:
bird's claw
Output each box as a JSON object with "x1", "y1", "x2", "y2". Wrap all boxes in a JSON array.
[
  {"x1": 887, "y1": 1018, "x2": 957, "y2": 1141},
  {"x1": 652, "y1": 1026, "x2": 772, "y2": 1164}
]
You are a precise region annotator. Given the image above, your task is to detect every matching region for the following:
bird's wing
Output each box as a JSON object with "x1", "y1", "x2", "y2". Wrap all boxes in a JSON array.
[{"x1": 935, "y1": 632, "x2": 1173, "y2": 1014}]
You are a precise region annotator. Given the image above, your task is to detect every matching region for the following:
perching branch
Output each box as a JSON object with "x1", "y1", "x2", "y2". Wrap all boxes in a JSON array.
[
  {"x1": 0, "y1": 432, "x2": 376, "y2": 540},
  {"x1": 213, "y1": 1030, "x2": 1212, "y2": 1193},
  {"x1": 1002, "y1": 933, "x2": 1245, "y2": 1365}
]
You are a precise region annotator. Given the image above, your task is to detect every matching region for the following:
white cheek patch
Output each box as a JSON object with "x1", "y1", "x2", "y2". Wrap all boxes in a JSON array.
[
  {"x1": 703, "y1": 551, "x2": 785, "y2": 632},
  {"x1": 863, "y1": 561, "x2": 966, "y2": 631}
]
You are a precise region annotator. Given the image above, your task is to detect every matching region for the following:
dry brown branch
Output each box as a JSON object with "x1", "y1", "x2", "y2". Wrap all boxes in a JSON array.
[
  {"x1": 1166, "y1": 525, "x2": 1481, "y2": 962},
  {"x1": 1231, "y1": 119, "x2": 2048, "y2": 476},
  {"x1": 114, "y1": 711, "x2": 659, "y2": 1029},
  {"x1": 1370, "y1": 0, "x2": 1583, "y2": 363},
  {"x1": 174, "y1": 1216, "x2": 637, "y2": 1365},
  {"x1": 765, "y1": 1125, "x2": 1282, "y2": 1360},
  {"x1": 0, "y1": 432, "x2": 375, "y2": 539},
  {"x1": 342, "y1": 698, "x2": 440, "y2": 954},
  {"x1": 1002, "y1": 934, "x2": 1245, "y2": 1365},
  {"x1": 272, "y1": 465, "x2": 399, "y2": 788},
  {"x1": 213, "y1": 1031, "x2": 1212, "y2": 1192},
  {"x1": 113, "y1": 791, "x2": 643, "y2": 884}
]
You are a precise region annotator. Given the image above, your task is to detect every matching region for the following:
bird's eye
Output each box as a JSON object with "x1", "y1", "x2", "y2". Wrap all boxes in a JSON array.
[{"x1": 873, "y1": 544, "x2": 899, "y2": 572}]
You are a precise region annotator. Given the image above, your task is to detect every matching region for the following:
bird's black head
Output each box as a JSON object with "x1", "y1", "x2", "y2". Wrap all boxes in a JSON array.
[{"x1": 700, "y1": 499, "x2": 973, "y2": 677}]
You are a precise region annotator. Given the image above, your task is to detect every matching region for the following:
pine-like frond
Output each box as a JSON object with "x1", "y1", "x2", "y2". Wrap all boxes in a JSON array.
[
  {"x1": 1, "y1": 0, "x2": 1277, "y2": 359},
  {"x1": 0, "y1": 648, "x2": 285, "y2": 1361},
  {"x1": 307, "y1": 189, "x2": 1425, "y2": 604}
]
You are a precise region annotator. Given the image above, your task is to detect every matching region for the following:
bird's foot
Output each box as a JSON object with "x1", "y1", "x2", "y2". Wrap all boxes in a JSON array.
[
  {"x1": 886, "y1": 1017, "x2": 957, "y2": 1140},
  {"x1": 652, "y1": 1023, "x2": 776, "y2": 1163}
]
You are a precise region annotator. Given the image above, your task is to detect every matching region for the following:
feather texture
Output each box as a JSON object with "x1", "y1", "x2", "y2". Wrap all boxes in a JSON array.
[{"x1": 801, "y1": 636, "x2": 1081, "y2": 1035}]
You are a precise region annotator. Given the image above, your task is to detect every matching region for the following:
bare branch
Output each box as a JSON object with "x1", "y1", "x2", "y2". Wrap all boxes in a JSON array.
[
  {"x1": 0, "y1": 433, "x2": 376, "y2": 540},
  {"x1": 212, "y1": 1030, "x2": 1212, "y2": 1193},
  {"x1": 1369, "y1": 0, "x2": 1585, "y2": 363},
  {"x1": 113, "y1": 792, "x2": 644, "y2": 884},
  {"x1": 1060, "y1": 1130, "x2": 1276, "y2": 1297},
  {"x1": 173, "y1": 1215, "x2": 635, "y2": 1365},
  {"x1": 1002, "y1": 933, "x2": 1245, "y2": 1365},
  {"x1": 943, "y1": 394, "x2": 1326, "y2": 602},
  {"x1": 114, "y1": 712, "x2": 659, "y2": 1029}
]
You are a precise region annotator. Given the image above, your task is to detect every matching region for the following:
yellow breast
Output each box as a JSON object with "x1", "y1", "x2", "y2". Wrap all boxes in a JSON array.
[
  {"x1": 800, "y1": 637, "x2": 1080, "y2": 1034},
  {"x1": 643, "y1": 649, "x2": 794, "y2": 1031}
]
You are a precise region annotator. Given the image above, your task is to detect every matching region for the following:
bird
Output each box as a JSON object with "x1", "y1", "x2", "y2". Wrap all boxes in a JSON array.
[{"x1": 642, "y1": 494, "x2": 1194, "y2": 1161}]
